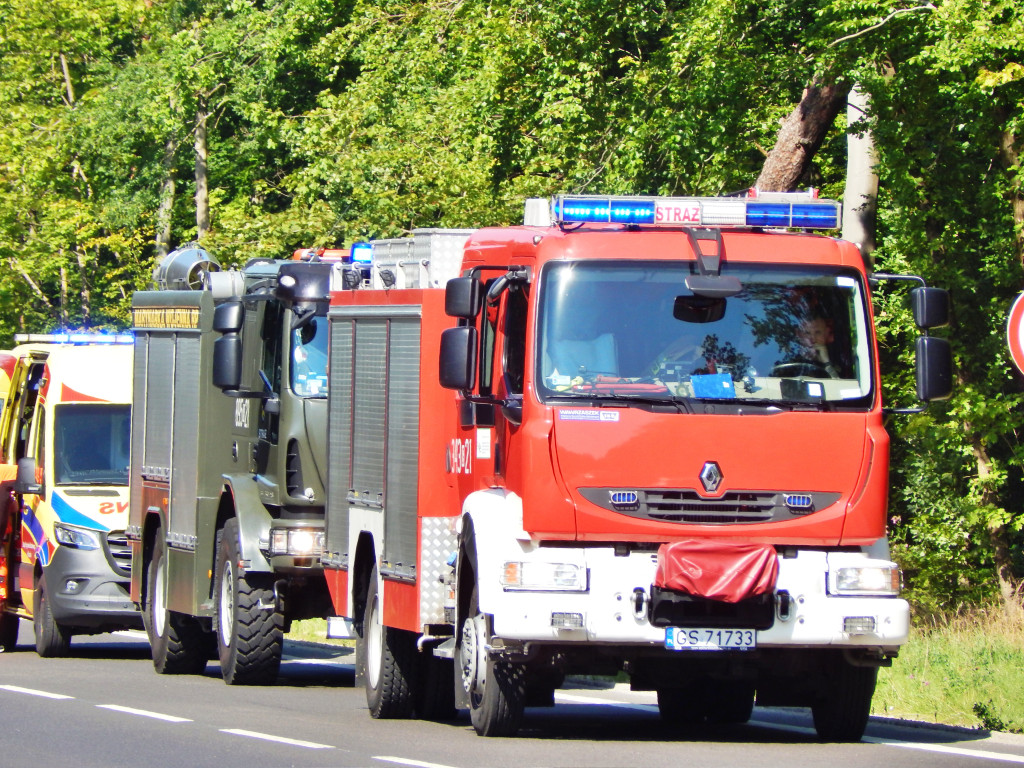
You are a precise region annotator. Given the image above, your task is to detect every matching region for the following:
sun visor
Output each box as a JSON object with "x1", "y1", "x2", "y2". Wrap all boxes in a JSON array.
[{"x1": 654, "y1": 540, "x2": 778, "y2": 603}]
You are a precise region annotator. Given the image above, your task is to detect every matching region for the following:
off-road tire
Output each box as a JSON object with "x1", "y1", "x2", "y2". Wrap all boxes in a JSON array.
[
  {"x1": 707, "y1": 680, "x2": 755, "y2": 724},
  {"x1": 460, "y1": 585, "x2": 525, "y2": 737},
  {"x1": 361, "y1": 566, "x2": 416, "y2": 718},
  {"x1": 416, "y1": 653, "x2": 456, "y2": 721},
  {"x1": 811, "y1": 655, "x2": 877, "y2": 741},
  {"x1": 215, "y1": 518, "x2": 282, "y2": 685},
  {"x1": 656, "y1": 688, "x2": 702, "y2": 725},
  {"x1": 34, "y1": 574, "x2": 71, "y2": 657},
  {"x1": 145, "y1": 526, "x2": 208, "y2": 674}
]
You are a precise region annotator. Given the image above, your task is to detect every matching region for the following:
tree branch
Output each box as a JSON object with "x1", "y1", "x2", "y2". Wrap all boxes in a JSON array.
[{"x1": 828, "y1": 5, "x2": 936, "y2": 48}]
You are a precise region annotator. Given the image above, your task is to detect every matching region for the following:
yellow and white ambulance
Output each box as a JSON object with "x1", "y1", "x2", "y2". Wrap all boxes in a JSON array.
[{"x1": 0, "y1": 333, "x2": 139, "y2": 655}]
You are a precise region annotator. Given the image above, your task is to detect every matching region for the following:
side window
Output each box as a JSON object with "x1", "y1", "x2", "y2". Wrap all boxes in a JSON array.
[
  {"x1": 479, "y1": 279, "x2": 498, "y2": 397},
  {"x1": 503, "y1": 286, "x2": 528, "y2": 395},
  {"x1": 261, "y1": 302, "x2": 283, "y2": 394}
]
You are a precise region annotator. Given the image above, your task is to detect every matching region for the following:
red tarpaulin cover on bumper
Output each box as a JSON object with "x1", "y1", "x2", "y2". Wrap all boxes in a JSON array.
[{"x1": 654, "y1": 540, "x2": 779, "y2": 603}]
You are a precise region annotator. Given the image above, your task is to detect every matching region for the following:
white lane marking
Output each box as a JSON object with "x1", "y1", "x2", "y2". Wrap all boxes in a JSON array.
[
  {"x1": 112, "y1": 630, "x2": 149, "y2": 640},
  {"x1": 557, "y1": 691, "x2": 1024, "y2": 764},
  {"x1": 96, "y1": 704, "x2": 191, "y2": 723},
  {"x1": 0, "y1": 684, "x2": 74, "y2": 700},
  {"x1": 865, "y1": 737, "x2": 1024, "y2": 765},
  {"x1": 374, "y1": 757, "x2": 459, "y2": 768},
  {"x1": 220, "y1": 729, "x2": 334, "y2": 750}
]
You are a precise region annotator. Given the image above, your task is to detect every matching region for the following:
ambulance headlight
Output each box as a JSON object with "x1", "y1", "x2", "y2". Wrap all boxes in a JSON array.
[
  {"x1": 501, "y1": 561, "x2": 587, "y2": 592},
  {"x1": 268, "y1": 527, "x2": 324, "y2": 557},
  {"x1": 53, "y1": 523, "x2": 101, "y2": 551},
  {"x1": 831, "y1": 564, "x2": 901, "y2": 596}
]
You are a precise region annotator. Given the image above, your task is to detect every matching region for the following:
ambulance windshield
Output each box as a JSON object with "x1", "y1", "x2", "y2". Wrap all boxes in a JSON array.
[
  {"x1": 291, "y1": 312, "x2": 328, "y2": 397},
  {"x1": 53, "y1": 404, "x2": 131, "y2": 485},
  {"x1": 537, "y1": 261, "x2": 874, "y2": 408}
]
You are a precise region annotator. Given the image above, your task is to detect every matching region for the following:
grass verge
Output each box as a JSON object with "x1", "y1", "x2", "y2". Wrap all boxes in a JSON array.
[
  {"x1": 286, "y1": 618, "x2": 354, "y2": 647},
  {"x1": 872, "y1": 605, "x2": 1024, "y2": 732}
]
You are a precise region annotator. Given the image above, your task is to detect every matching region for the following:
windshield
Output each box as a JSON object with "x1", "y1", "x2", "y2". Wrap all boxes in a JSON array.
[
  {"x1": 291, "y1": 312, "x2": 328, "y2": 397},
  {"x1": 537, "y1": 261, "x2": 873, "y2": 407},
  {"x1": 54, "y1": 403, "x2": 131, "y2": 485}
]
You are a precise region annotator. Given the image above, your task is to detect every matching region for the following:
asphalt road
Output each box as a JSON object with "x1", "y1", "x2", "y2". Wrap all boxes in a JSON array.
[{"x1": 1, "y1": 622, "x2": 1023, "y2": 768}]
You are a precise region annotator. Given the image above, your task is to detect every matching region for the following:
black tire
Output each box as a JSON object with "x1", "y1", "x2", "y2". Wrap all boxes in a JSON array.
[
  {"x1": 656, "y1": 688, "x2": 702, "y2": 725},
  {"x1": 811, "y1": 656, "x2": 877, "y2": 741},
  {"x1": 708, "y1": 680, "x2": 755, "y2": 724},
  {"x1": 215, "y1": 518, "x2": 282, "y2": 685},
  {"x1": 145, "y1": 526, "x2": 208, "y2": 674},
  {"x1": 34, "y1": 574, "x2": 71, "y2": 657},
  {"x1": 417, "y1": 653, "x2": 457, "y2": 721},
  {"x1": 361, "y1": 566, "x2": 416, "y2": 718},
  {"x1": 0, "y1": 612, "x2": 18, "y2": 652},
  {"x1": 459, "y1": 585, "x2": 524, "y2": 737}
]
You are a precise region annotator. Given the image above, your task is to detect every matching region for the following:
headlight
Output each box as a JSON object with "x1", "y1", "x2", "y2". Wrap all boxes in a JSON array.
[
  {"x1": 268, "y1": 527, "x2": 324, "y2": 557},
  {"x1": 831, "y1": 564, "x2": 901, "y2": 596},
  {"x1": 501, "y1": 561, "x2": 587, "y2": 592},
  {"x1": 53, "y1": 523, "x2": 101, "y2": 551}
]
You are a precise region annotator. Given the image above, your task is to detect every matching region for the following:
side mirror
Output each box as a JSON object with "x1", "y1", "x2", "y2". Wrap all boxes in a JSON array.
[
  {"x1": 213, "y1": 335, "x2": 243, "y2": 391},
  {"x1": 439, "y1": 326, "x2": 478, "y2": 390},
  {"x1": 14, "y1": 457, "x2": 42, "y2": 495},
  {"x1": 911, "y1": 287, "x2": 950, "y2": 330},
  {"x1": 445, "y1": 278, "x2": 482, "y2": 319},
  {"x1": 916, "y1": 336, "x2": 953, "y2": 402},
  {"x1": 213, "y1": 300, "x2": 244, "y2": 333}
]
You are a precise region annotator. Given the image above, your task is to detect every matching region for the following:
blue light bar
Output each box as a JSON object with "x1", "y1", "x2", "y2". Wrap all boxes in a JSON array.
[
  {"x1": 14, "y1": 332, "x2": 134, "y2": 345},
  {"x1": 551, "y1": 194, "x2": 840, "y2": 230},
  {"x1": 350, "y1": 242, "x2": 373, "y2": 264}
]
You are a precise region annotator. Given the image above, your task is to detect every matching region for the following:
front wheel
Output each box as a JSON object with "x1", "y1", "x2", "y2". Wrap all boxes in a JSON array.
[
  {"x1": 145, "y1": 525, "x2": 208, "y2": 674},
  {"x1": 215, "y1": 518, "x2": 283, "y2": 685},
  {"x1": 34, "y1": 574, "x2": 71, "y2": 657},
  {"x1": 811, "y1": 656, "x2": 877, "y2": 741},
  {"x1": 459, "y1": 585, "x2": 525, "y2": 737}
]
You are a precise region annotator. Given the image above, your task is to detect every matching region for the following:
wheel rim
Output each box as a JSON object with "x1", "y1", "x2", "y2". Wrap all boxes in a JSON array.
[
  {"x1": 154, "y1": 557, "x2": 167, "y2": 638},
  {"x1": 459, "y1": 613, "x2": 486, "y2": 700},
  {"x1": 366, "y1": 592, "x2": 382, "y2": 689},
  {"x1": 219, "y1": 558, "x2": 234, "y2": 645}
]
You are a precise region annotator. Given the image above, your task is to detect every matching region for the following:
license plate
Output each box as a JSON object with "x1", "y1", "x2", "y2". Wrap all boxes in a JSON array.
[{"x1": 665, "y1": 627, "x2": 756, "y2": 651}]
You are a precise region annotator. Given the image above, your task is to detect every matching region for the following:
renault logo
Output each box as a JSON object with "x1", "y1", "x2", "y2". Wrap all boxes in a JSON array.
[{"x1": 699, "y1": 461, "x2": 723, "y2": 493}]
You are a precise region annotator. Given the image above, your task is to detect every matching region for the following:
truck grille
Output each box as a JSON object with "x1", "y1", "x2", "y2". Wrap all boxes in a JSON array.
[
  {"x1": 578, "y1": 488, "x2": 841, "y2": 525},
  {"x1": 105, "y1": 530, "x2": 132, "y2": 578}
]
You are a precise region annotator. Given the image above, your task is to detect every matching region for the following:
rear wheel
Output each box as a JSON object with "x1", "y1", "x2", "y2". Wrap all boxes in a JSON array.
[
  {"x1": 361, "y1": 566, "x2": 416, "y2": 718},
  {"x1": 656, "y1": 687, "x2": 702, "y2": 725},
  {"x1": 459, "y1": 585, "x2": 525, "y2": 737},
  {"x1": 811, "y1": 656, "x2": 877, "y2": 741},
  {"x1": 416, "y1": 653, "x2": 456, "y2": 721},
  {"x1": 34, "y1": 574, "x2": 71, "y2": 657},
  {"x1": 708, "y1": 680, "x2": 755, "y2": 724},
  {"x1": 145, "y1": 525, "x2": 208, "y2": 674},
  {"x1": 215, "y1": 518, "x2": 283, "y2": 685}
]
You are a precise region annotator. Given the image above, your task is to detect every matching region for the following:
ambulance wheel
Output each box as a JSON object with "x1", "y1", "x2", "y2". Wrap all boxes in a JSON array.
[
  {"x1": 0, "y1": 612, "x2": 19, "y2": 652},
  {"x1": 361, "y1": 566, "x2": 416, "y2": 718},
  {"x1": 459, "y1": 585, "x2": 525, "y2": 737},
  {"x1": 34, "y1": 574, "x2": 71, "y2": 657},
  {"x1": 811, "y1": 655, "x2": 877, "y2": 741},
  {"x1": 146, "y1": 526, "x2": 208, "y2": 674},
  {"x1": 215, "y1": 518, "x2": 283, "y2": 685}
]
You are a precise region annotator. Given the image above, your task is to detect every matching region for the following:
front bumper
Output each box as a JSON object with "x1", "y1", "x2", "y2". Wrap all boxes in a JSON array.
[
  {"x1": 485, "y1": 546, "x2": 908, "y2": 652},
  {"x1": 44, "y1": 544, "x2": 142, "y2": 630}
]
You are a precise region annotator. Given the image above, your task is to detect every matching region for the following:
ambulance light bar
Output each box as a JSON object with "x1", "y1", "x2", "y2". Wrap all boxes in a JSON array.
[
  {"x1": 551, "y1": 192, "x2": 841, "y2": 230},
  {"x1": 15, "y1": 332, "x2": 133, "y2": 345}
]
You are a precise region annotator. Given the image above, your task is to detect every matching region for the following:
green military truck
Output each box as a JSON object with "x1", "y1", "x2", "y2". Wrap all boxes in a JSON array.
[{"x1": 127, "y1": 245, "x2": 345, "y2": 683}]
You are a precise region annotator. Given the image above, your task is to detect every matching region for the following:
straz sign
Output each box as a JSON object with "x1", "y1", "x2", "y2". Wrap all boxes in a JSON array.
[{"x1": 655, "y1": 201, "x2": 701, "y2": 225}]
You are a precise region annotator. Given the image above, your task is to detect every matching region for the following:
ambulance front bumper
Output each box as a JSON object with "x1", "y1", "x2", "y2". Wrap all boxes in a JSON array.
[
  {"x1": 45, "y1": 543, "x2": 142, "y2": 630},
  {"x1": 485, "y1": 546, "x2": 909, "y2": 652}
]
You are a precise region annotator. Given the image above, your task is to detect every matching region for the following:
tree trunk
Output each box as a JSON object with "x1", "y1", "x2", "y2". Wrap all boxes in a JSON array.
[
  {"x1": 972, "y1": 438, "x2": 1022, "y2": 616},
  {"x1": 998, "y1": 127, "x2": 1024, "y2": 268},
  {"x1": 842, "y1": 85, "x2": 878, "y2": 268},
  {"x1": 756, "y1": 78, "x2": 851, "y2": 192},
  {"x1": 194, "y1": 97, "x2": 210, "y2": 241},
  {"x1": 77, "y1": 248, "x2": 90, "y2": 327},
  {"x1": 156, "y1": 137, "x2": 177, "y2": 258}
]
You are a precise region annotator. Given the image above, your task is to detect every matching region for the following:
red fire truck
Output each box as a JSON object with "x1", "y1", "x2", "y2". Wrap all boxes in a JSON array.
[{"x1": 316, "y1": 193, "x2": 952, "y2": 740}]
